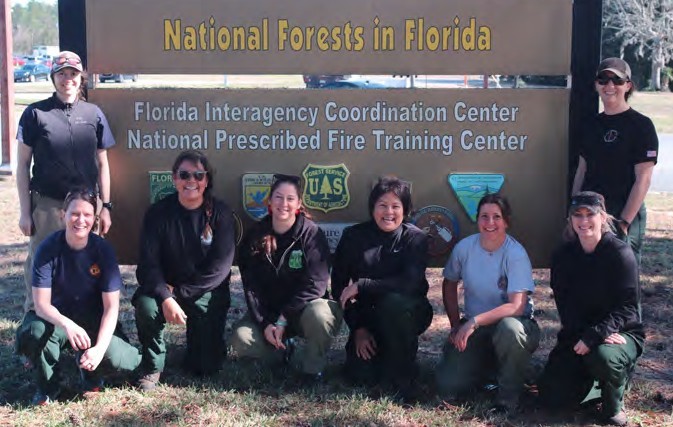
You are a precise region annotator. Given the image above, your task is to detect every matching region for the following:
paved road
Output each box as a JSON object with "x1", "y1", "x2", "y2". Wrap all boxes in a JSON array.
[{"x1": 651, "y1": 133, "x2": 673, "y2": 193}]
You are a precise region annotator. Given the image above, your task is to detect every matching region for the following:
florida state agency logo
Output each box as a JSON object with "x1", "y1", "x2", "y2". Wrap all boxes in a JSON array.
[
  {"x1": 242, "y1": 173, "x2": 274, "y2": 220},
  {"x1": 411, "y1": 205, "x2": 460, "y2": 258},
  {"x1": 89, "y1": 263, "x2": 101, "y2": 278},
  {"x1": 149, "y1": 171, "x2": 176, "y2": 203},
  {"x1": 301, "y1": 164, "x2": 350, "y2": 213}
]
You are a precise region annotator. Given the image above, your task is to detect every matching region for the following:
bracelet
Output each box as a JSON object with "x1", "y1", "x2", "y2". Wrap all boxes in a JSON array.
[
  {"x1": 619, "y1": 218, "x2": 631, "y2": 227},
  {"x1": 470, "y1": 317, "x2": 480, "y2": 330},
  {"x1": 275, "y1": 319, "x2": 288, "y2": 327}
]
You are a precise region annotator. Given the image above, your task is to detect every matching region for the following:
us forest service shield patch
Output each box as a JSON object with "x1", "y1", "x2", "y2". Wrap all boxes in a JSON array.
[{"x1": 301, "y1": 164, "x2": 350, "y2": 213}]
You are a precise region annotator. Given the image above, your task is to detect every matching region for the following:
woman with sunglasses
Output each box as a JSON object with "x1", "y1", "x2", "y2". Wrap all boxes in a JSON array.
[
  {"x1": 15, "y1": 188, "x2": 141, "y2": 405},
  {"x1": 16, "y1": 51, "x2": 116, "y2": 316},
  {"x1": 232, "y1": 174, "x2": 342, "y2": 380},
  {"x1": 572, "y1": 57, "x2": 658, "y2": 264},
  {"x1": 134, "y1": 150, "x2": 236, "y2": 390},
  {"x1": 331, "y1": 176, "x2": 433, "y2": 402},
  {"x1": 538, "y1": 192, "x2": 643, "y2": 427}
]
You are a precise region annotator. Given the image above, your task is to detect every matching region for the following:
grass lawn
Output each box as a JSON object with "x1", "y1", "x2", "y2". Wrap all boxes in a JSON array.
[{"x1": 0, "y1": 175, "x2": 672, "y2": 426}]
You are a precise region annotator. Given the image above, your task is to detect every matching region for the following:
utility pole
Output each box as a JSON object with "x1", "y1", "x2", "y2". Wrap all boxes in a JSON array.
[{"x1": 0, "y1": 0, "x2": 15, "y2": 171}]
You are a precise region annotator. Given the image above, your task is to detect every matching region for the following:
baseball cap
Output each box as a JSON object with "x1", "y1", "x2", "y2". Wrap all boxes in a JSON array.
[
  {"x1": 596, "y1": 57, "x2": 631, "y2": 80},
  {"x1": 569, "y1": 191, "x2": 606, "y2": 215},
  {"x1": 51, "y1": 51, "x2": 83, "y2": 74}
]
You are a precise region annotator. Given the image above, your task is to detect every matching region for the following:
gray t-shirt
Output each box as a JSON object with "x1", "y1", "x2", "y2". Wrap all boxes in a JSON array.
[{"x1": 443, "y1": 234, "x2": 535, "y2": 319}]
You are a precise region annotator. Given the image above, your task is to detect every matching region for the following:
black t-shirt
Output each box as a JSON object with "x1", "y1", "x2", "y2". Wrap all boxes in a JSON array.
[
  {"x1": 580, "y1": 108, "x2": 658, "y2": 215},
  {"x1": 17, "y1": 94, "x2": 116, "y2": 200}
]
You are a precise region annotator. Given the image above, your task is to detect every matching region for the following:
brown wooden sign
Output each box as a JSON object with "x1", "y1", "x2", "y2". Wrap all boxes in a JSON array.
[
  {"x1": 91, "y1": 88, "x2": 569, "y2": 266},
  {"x1": 86, "y1": 0, "x2": 572, "y2": 75}
]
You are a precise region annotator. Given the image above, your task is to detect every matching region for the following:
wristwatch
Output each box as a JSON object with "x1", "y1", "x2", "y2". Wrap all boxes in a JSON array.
[{"x1": 102, "y1": 202, "x2": 114, "y2": 211}]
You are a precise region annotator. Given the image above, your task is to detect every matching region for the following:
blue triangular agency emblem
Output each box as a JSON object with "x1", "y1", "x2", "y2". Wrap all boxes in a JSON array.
[{"x1": 448, "y1": 173, "x2": 505, "y2": 222}]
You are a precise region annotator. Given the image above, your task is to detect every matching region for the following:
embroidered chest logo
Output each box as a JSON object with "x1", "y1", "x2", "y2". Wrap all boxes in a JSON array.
[
  {"x1": 603, "y1": 129, "x2": 619, "y2": 143},
  {"x1": 89, "y1": 263, "x2": 101, "y2": 278},
  {"x1": 288, "y1": 250, "x2": 303, "y2": 269}
]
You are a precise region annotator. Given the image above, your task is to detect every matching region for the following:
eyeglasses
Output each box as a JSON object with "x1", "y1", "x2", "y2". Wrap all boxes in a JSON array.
[
  {"x1": 273, "y1": 174, "x2": 302, "y2": 185},
  {"x1": 54, "y1": 56, "x2": 81, "y2": 66},
  {"x1": 177, "y1": 170, "x2": 207, "y2": 181},
  {"x1": 595, "y1": 75, "x2": 628, "y2": 86}
]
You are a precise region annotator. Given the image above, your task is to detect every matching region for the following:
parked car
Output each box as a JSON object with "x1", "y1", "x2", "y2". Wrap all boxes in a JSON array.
[
  {"x1": 320, "y1": 79, "x2": 388, "y2": 89},
  {"x1": 13, "y1": 55, "x2": 26, "y2": 67},
  {"x1": 303, "y1": 74, "x2": 349, "y2": 88},
  {"x1": 99, "y1": 73, "x2": 138, "y2": 83},
  {"x1": 14, "y1": 63, "x2": 50, "y2": 82}
]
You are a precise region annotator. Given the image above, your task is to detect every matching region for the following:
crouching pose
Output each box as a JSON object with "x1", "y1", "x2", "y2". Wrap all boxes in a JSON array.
[
  {"x1": 134, "y1": 150, "x2": 235, "y2": 390},
  {"x1": 435, "y1": 194, "x2": 540, "y2": 412},
  {"x1": 231, "y1": 174, "x2": 342, "y2": 379},
  {"x1": 332, "y1": 177, "x2": 433, "y2": 399},
  {"x1": 538, "y1": 192, "x2": 643, "y2": 427},
  {"x1": 16, "y1": 188, "x2": 141, "y2": 405}
]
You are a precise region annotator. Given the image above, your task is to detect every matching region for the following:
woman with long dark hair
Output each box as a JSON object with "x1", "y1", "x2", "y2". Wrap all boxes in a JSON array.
[
  {"x1": 232, "y1": 174, "x2": 342, "y2": 379},
  {"x1": 15, "y1": 188, "x2": 141, "y2": 405},
  {"x1": 134, "y1": 150, "x2": 236, "y2": 390}
]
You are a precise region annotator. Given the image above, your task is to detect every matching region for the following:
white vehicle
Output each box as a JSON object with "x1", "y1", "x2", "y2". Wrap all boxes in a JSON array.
[{"x1": 32, "y1": 45, "x2": 59, "y2": 58}]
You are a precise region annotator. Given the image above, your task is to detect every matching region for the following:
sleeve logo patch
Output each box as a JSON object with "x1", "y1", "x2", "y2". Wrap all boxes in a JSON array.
[{"x1": 647, "y1": 150, "x2": 657, "y2": 157}]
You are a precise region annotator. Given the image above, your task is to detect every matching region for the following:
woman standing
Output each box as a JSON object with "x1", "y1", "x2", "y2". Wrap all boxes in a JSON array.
[
  {"x1": 435, "y1": 194, "x2": 539, "y2": 412},
  {"x1": 16, "y1": 51, "x2": 116, "y2": 314},
  {"x1": 232, "y1": 174, "x2": 342, "y2": 379},
  {"x1": 331, "y1": 176, "x2": 433, "y2": 400},
  {"x1": 538, "y1": 192, "x2": 643, "y2": 427},
  {"x1": 15, "y1": 188, "x2": 141, "y2": 405},
  {"x1": 134, "y1": 150, "x2": 235, "y2": 390},
  {"x1": 572, "y1": 57, "x2": 658, "y2": 264}
]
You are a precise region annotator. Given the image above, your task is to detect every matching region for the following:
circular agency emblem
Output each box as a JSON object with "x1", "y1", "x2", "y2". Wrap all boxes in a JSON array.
[
  {"x1": 603, "y1": 129, "x2": 619, "y2": 143},
  {"x1": 411, "y1": 205, "x2": 460, "y2": 257}
]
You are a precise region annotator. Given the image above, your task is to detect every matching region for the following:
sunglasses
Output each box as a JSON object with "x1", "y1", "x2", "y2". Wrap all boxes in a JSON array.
[
  {"x1": 177, "y1": 170, "x2": 207, "y2": 181},
  {"x1": 64, "y1": 188, "x2": 98, "y2": 210},
  {"x1": 595, "y1": 75, "x2": 628, "y2": 86},
  {"x1": 54, "y1": 56, "x2": 82, "y2": 66},
  {"x1": 273, "y1": 174, "x2": 302, "y2": 185}
]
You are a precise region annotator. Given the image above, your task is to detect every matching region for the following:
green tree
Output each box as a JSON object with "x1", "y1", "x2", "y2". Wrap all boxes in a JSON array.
[
  {"x1": 603, "y1": 0, "x2": 673, "y2": 90},
  {"x1": 319, "y1": 176, "x2": 333, "y2": 200},
  {"x1": 12, "y1": 0, "x2": 58, "y2": 55}
]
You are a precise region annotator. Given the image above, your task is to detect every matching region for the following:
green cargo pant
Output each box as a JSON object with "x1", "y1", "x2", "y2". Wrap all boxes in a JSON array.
[
  {"x1": 15, "y1": 310, "x2": 141, "y2": 393},
  {"x1": 538, "y1": 333, "x2": 641, "y2": 417},
  {"x1": 133, "y1": 285, "x2": 230, "y2": 376},
  {"x1": 230, "y1": 298, "x2": 343, "y2": 375},
  {"x1": 435, "y1": 316, "x2": 540, "y2": 406},
  {"x1": 343, "y1": 293, "x2": 433, "y2": 388},
  {"x1": 614, "y1": 203, "x2": 646, "y2": 267}
]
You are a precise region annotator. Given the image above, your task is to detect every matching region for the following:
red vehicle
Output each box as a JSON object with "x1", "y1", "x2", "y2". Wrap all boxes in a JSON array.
[{"x1": 13, "y1": 56, "x2": 26, "y2": 67}]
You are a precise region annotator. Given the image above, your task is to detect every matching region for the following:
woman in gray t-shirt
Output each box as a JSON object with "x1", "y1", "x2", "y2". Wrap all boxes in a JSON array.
[{"x1": 435, "y1": 194, "x2": 540, "y2": 412}]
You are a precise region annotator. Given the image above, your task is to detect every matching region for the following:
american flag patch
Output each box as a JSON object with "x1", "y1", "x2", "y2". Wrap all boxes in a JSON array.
[{"x1": 647, "y1": 150, "x2": 657, "y2": 157}]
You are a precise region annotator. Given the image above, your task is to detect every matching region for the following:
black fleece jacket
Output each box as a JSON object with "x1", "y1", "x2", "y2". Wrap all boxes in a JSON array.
[
  {"x1": 331, "y1": 220, "x2": 429, "y2": 331},
  {"x1": 238, "y1": 214, "x2": 331, "y2": 329},
  {"x1": 550, "y1": 232, "x2": 644, "y2": 348},
  {"x1": 136, "y1": 193, "x2": 236, "y2": 301}
]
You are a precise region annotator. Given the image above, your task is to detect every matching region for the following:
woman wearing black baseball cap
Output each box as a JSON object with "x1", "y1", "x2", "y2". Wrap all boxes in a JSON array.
[
  {"x1": 571, "y1": 57, "x2": 658, "y2": 264},
  {"x1": 16, "y1": 51, "x2": 117, "y2": 317},
  {"x1": 538, "y1": 191, "x2": 643, "y2": 426}
]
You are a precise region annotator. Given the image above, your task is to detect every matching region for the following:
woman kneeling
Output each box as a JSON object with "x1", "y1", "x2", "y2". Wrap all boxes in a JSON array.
[
  {"x1": 16, "y1": 188, "x2": 141, "y2": 405},
  {"x1": 435, "y1": 194, "x2": 540, "y2": 411},
  {"x1": 231, "y1": 174, "x2": 342, "y2": 379},
  {"x1": 538, "y1": 192, "x2": 643, "y2": 427}
]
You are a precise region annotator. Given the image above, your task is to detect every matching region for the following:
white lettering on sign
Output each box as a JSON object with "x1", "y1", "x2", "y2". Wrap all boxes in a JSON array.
[
  {"x1": 460, "y1": 129, "x2": 527, "y2": 151},
  {"x1": 454, "y1": 101, "x2": 519, "y2": 122},
  {"x1": 373, "y1": 129, "x2": 453, "y2": 156}
]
